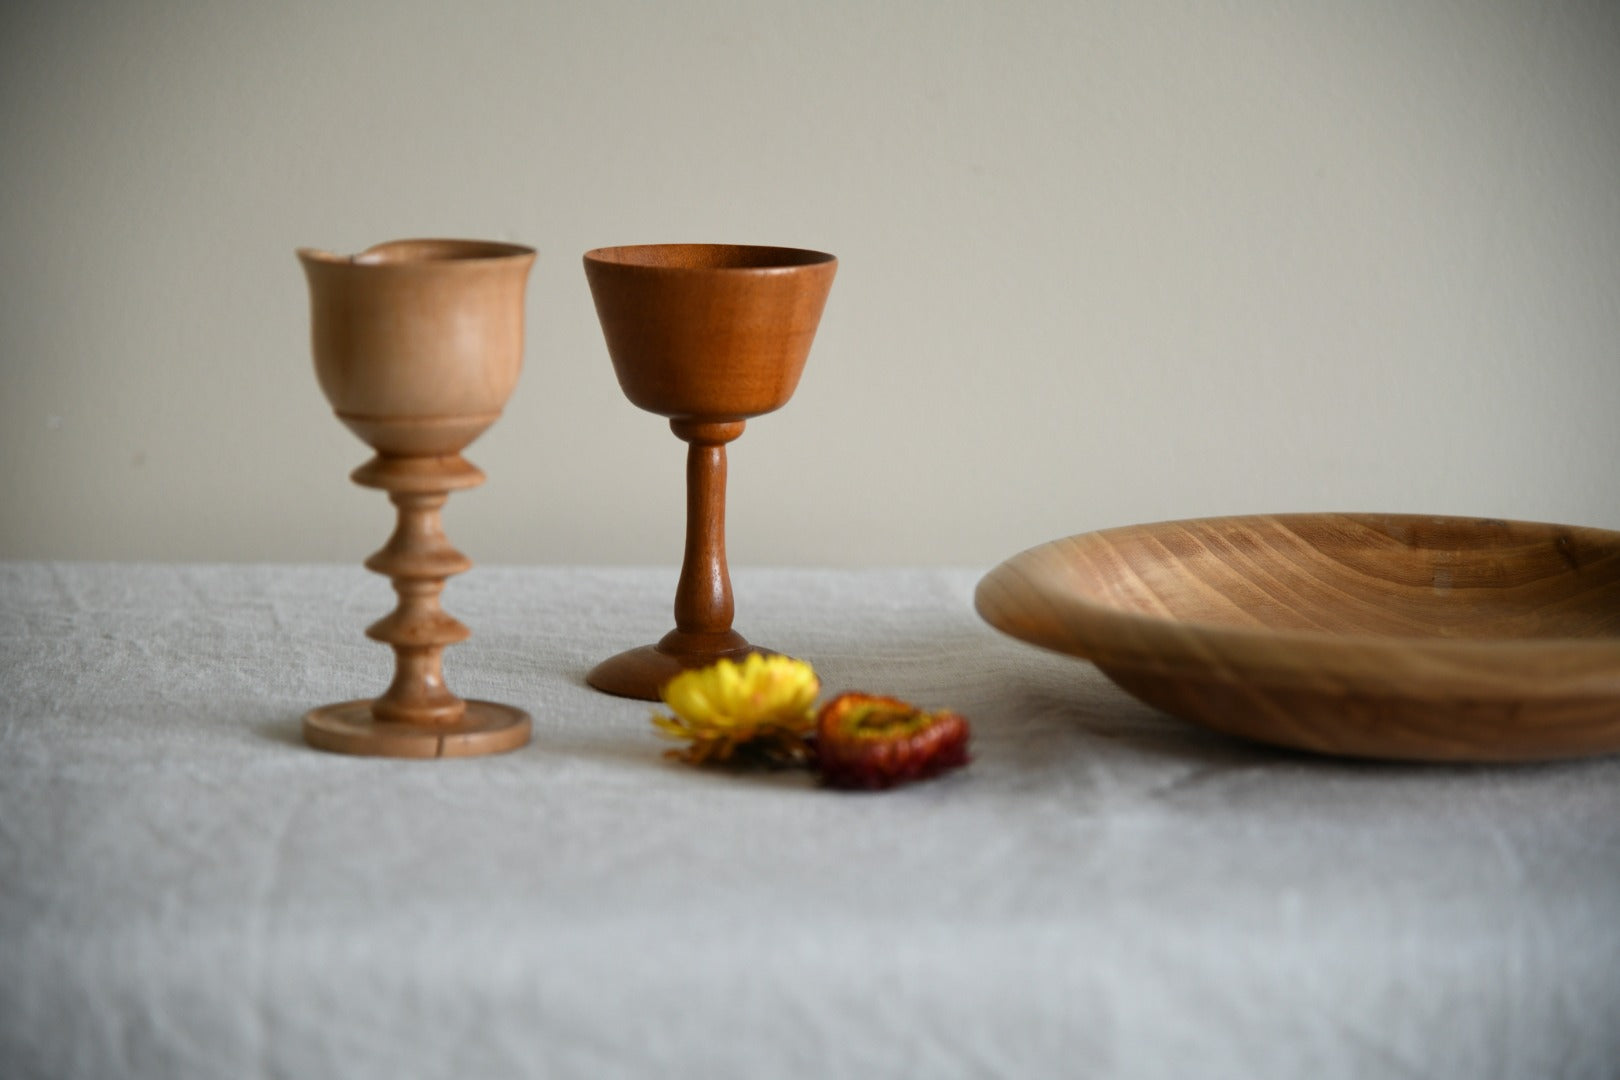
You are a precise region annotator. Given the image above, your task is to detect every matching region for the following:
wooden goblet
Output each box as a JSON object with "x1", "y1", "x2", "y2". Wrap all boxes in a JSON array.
[
  {"x1": 298, "y1": 238, "x2": 536, "y2": 757},
  {"x1": 583, "y1": 243, "x2": 838, "y2": 700}
]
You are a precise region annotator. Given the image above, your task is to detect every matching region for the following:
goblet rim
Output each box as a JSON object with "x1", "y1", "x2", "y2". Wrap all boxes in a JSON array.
[
  {"x1": 583, "y1": 242, "x2": 836, "y2": 274},
  {"x1": 299, "y1": 238, "x2": 536, "y2": 268}
]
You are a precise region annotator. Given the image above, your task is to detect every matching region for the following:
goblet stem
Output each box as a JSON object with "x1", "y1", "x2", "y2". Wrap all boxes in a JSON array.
[
  {"x1": 584, "y1": 421, "x2": 757, "y2": 700},
  {"x1": 366, "y1": 492, "x2": 470, "y2": 725},
  {"x1": 672, "y1": 419, "x2": 745, "y2": 636},
  {"x1": 356, "y1": 456, "x2": 482, "y2": 725},
  {"x1": 302, "y1": 453, "x2": 531, "y2": 758}
]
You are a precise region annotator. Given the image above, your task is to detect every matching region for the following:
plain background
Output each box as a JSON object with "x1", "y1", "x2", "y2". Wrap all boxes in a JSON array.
[{"x1": 2, "y1": 0, "x2": 1617, "y2": 569}]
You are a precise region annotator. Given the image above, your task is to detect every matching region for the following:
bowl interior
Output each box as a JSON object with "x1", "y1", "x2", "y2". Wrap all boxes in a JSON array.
[
  {"x1": 300, "y1": 239, "x2": 535, "y2": 266},
  {"x1": 1060, "y1": 514, "x2": 1620, "y2": 641},
  {"x1": 356, "y1": 239, "x2": 533, "y2": 264}
]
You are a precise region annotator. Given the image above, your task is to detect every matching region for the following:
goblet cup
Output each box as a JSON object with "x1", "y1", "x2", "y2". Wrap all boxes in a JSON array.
[
  {"x1": 583, "y1": 243, "x2": 837, "y2": 700},
  {"x1": 298, "y1": 238, "x2": 535, "y2": 757}
]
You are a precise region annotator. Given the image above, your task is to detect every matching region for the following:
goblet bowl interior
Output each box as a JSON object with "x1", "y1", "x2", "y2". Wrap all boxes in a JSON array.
[
  {"x1": 349, "y1": 238, "x2": 536, "y2": 265},
  {"x1": 587, "y1": 244, "x2": 835, "y2": 271}
]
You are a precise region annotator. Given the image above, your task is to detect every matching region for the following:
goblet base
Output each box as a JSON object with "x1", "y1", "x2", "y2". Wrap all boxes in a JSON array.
[
  {"x1": 303, "y1": 699, "x2": 531, "y2": 758},
  {"x1": 587, "y1": 631, "x2": 775, "y2": 701}
]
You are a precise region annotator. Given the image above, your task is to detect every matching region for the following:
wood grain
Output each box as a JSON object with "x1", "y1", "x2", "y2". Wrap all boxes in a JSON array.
[{"x1": 976, "y1": 513, "x2": 1620, "y2": 761}]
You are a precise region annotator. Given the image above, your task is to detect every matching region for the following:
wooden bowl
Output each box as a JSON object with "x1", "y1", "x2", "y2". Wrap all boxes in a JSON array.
[{"x1": 975, "y1": 514, "x2": 1620, "y2": 762}]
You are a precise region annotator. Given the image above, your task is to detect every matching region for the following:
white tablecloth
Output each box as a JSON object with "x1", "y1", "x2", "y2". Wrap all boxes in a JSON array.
[{"x1": 2, "y1": 562, "x2": 1617, "y2": 1079}]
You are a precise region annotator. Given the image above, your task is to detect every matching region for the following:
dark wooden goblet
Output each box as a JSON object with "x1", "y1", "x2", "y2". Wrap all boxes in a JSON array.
[{"x1": 583, "y1": 243, "x2": 837, "y2": 700}]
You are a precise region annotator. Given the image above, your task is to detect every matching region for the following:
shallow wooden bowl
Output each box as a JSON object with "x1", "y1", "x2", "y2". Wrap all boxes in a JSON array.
[{"x1": 976, "y1": 514, "x2": 1620, "y2": 762}]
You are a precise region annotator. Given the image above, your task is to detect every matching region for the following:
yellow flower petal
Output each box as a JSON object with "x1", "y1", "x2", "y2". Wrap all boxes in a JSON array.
[
  {"x1": 661, "y1": 677, "x2": 709, "y2": 721},
  {"x1": 654, "y1": 654, "x2": 820, "y2": 760}
]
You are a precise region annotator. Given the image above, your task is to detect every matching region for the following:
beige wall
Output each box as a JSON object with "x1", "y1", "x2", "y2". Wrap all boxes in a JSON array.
[{"x1": 3, "y1": 1, "x2": 1617, "y2": 568}]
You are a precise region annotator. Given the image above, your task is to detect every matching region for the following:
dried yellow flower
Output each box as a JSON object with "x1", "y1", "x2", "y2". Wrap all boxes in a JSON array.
[{"x1": 653, "y1": 653, "x2": 820, "y2": 768}]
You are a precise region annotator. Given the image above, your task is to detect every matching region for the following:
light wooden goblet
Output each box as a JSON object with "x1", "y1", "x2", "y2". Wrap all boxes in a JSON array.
[
  {"x1": 298, "y1": 238, "x2": 535, "y2": 757},
  {"x1": 583, "y1": 243, "x2": 837, "y2": 700}
]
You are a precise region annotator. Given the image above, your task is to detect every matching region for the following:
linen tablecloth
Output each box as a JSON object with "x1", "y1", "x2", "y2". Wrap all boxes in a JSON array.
[{"x1": 2, "y1": 562, "x2": 1617, "y2": 1079}]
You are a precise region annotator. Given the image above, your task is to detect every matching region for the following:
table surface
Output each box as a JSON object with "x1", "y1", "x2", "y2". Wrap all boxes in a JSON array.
[{"x1": 2, "y1": 561, "x2": 1618, "y2": 1080}]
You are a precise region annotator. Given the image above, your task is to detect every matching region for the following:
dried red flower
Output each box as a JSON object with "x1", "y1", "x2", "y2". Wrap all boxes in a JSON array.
[{"x1": 814, "y1": 692, "x2": 971, "y2": 790}]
